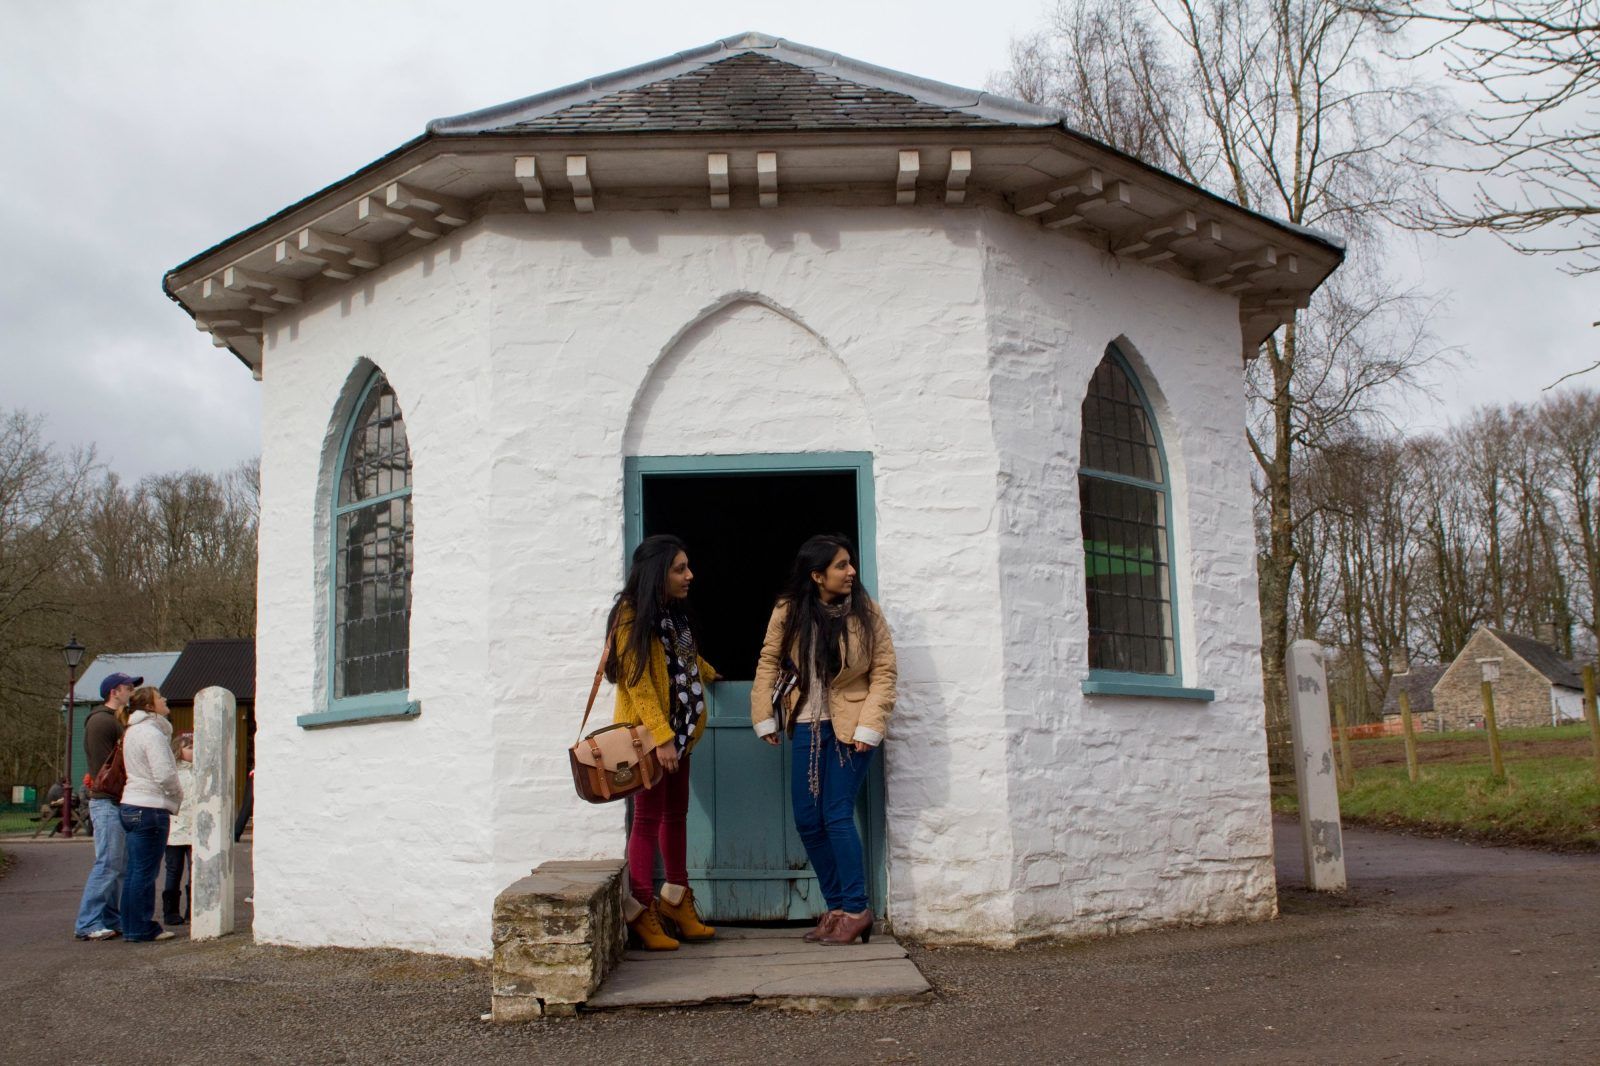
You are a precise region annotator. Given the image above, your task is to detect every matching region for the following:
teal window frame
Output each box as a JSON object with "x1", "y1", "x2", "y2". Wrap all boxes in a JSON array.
[
  {"x1": 1079, "y1": 346, "x2": 1213, "y2": 703},
  {"x1": 299, "y1": 369, "x2": 420, "y2": 729}
]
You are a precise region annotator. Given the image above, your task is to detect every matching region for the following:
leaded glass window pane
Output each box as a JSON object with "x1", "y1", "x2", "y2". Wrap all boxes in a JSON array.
[
  {"x1": 1081, "y1": 356, "x2": 1161, "y2": 484},
  {"x1": 338, "y1": 381, "x2": 412, "y2": 507},
  {"x1": 334, "y1": 376, "x2": 412, "y2": 698},
  {"x1": 1079, "y1": 350, "x2": 1174, "y2": 676}
]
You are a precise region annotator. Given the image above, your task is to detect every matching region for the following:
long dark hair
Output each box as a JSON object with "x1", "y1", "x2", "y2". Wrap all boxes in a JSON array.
[
  {"x1": 776, "y1": 534, "x2": 875, "y2": 707},
  {"x1": 606, "y1": 534, "x2": 691, "y2": 687}
]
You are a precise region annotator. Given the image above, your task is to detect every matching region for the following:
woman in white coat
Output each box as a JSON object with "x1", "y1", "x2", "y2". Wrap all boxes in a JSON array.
[{"x1": 118, "y1": 687, "x2": 184, "y2": 942}]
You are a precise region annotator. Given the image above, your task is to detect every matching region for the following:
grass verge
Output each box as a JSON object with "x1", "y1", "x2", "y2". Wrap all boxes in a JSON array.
[
  {"x1": 0, "y1": 810, "x2": 41, "y2": 835},
  {"x1": 1275, "y1": 756, "x2": 1600, "y2": 850}
]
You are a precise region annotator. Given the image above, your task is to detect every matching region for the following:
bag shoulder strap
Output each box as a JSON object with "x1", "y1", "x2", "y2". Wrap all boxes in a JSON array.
[{"x1": 576, "y1": 616, "x2": 621, "y2": 742}]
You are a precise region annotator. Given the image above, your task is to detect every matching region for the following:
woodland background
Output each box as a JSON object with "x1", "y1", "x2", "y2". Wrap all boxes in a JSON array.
[{"x1": 0, "y1": 409, "x2": 257, "y2": 792}]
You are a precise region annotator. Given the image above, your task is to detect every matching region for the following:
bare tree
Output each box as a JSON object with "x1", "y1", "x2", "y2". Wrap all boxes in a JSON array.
[
  {"x1": 0, "y1": 412, "x2": 260, "y2": 796},
  {"x1": 1299, "y1": 433, "x2": 1424, "y2": 720},
  {"x1": 1400, "y1": 434, "x2": 1482, "y2": 659},
  {"x1": 1453, "y1": 406, "x2": 1514, "y2": 627},
  {"x1": 1356, "y1": 1, "x2": 1600, "y2": 274},
  {"x1": 78, "y1": 466, "x2": 260, "y2": 650},
  {"x1": 1499, "y1": 405, "x2": 1574, "y2": 646},
  {"x1": 990, "y1": 0, "x2": 1195, "y2": 169},
  {"x1": 0, "y1": 411, "x2": 96, "y2": 790},
  {"x1": 997, "y1": 0, "x2": 1446, "y2": 739},
  {"x1": 1538, "y1": 388, "x2": 1600, "y2": 660}
]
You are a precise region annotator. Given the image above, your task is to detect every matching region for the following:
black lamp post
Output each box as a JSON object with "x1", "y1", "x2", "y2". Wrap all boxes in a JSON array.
[{"x1": 61, "y1": 636, "x2": 85, "y2": 838}]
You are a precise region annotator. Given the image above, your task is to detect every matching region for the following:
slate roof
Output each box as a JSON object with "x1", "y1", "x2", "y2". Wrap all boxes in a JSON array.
[
  {"x1": 160, "y1": 638, "x2": 256, "y2": 704},
  {"x1": 68, "y1": 652, "x2": 183, "y2": 708},
  {"x1": 428, "y1": 32, "x2": 1057, "y2": 136},
  {"x1": 1381, "y1": 664, "x2": 1447, "y2": 717},
  {"x1": 1489, "y1": 629, "x2": 1585, "y2": 690},
  {"x1": 479, "y1": 52, "x2": 1007, "y2": 134}
]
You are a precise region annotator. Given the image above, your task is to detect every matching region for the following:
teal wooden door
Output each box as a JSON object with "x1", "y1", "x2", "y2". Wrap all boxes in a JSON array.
[
  {"x1": 625, "y1": 453, "x2": 886, "y2": 921},
  {"x1": 687, "y1": 679, "x2": 821, "y2": 920}
]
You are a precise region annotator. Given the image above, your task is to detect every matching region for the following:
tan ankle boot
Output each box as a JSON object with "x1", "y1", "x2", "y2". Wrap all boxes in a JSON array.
[
  {"x1": 656, "y1": 885, "x2": 716, "y2": 942},
  {"x1": 627, "y1": 901, "x2": 680, "y2": 951}
]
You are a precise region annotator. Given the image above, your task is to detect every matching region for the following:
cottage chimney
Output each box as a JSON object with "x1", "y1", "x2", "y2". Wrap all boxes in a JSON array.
[
  {"x1": 1534, "y1": 622, "x2": 1557, "y2": 646},
  {"x1": 1388, "y1": 646, "x2": 1409, "y2": 676}
]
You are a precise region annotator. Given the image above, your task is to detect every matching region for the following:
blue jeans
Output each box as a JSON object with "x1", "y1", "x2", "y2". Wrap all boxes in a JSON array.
[
  {"x1": 791, "y1": 721, "x2": 876, "y2": 914},
  {"x1": 118, "y1": 805, "x2": 170, "y2": 941},
  {"x1": 73, "y1": 798, "x2": 127, "y2": 936}
]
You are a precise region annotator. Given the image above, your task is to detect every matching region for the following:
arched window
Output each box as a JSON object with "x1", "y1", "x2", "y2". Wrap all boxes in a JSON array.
[
  {"x1": 328, "y1": 370, "x2": 414, "y2": 713},
  {"x1": 1079, "y1": 346, "x2": 1177, "y2": 682}
]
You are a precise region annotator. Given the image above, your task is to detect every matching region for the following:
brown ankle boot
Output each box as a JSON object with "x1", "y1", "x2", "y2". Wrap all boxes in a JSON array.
[
  {"x1": 627, "y1": 901, "x2": 680, "y2": 951},
  {"x1": 656, "y1": 886, "x2": 716, "y2": 942},
  {"x1": 819, "y1": 907, "x2": 874, "y2": 945},
  {"x1": 803, "y1": 910, "x2": 844, "y2": 943}
]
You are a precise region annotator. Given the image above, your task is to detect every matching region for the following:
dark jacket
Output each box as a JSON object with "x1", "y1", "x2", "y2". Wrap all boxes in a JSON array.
[{"x1": 83, "y1": 706, "x2": 123, "y2": 800}]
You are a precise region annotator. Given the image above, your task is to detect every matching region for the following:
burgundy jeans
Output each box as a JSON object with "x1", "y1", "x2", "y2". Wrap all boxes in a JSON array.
[{"x1": 627, "y1": 752, "x2": 691, "y2": 905}]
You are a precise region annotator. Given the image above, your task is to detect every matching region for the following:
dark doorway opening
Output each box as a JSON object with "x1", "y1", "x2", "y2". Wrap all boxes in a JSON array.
[{"x1": 640, "y1": 471, "x2": 859, "y2": 678}]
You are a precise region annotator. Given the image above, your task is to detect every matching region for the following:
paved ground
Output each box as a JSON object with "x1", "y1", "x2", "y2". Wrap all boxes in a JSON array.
[{"x1": 3, "y1": 818, "x2": 1597, "y2": 1064}]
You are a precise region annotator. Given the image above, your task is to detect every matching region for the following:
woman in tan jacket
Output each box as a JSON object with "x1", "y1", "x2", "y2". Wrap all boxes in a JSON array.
[
  {"x1": 751, "y1": 534, "x2": 896, "y2": 946},
  {"x1": 606, "y1": 534, "x2": 719, "y2": 950}
]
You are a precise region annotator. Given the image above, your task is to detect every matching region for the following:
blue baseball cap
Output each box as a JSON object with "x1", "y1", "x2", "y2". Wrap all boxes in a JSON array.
[{"x1": 99, "y1": 672, "x2": 143, "y2": 700}]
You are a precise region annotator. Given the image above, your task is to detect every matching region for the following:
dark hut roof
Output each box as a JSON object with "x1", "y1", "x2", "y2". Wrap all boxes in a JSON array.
[
  {"x1": 1489, "y1": 629, "x2": 1585, "y2": 690},
  {"x1": 161, "y1": 638, "x2": 256, "y2": 704},
  {"x1": 427, "y1": 34, "x2": 1054, "y2": 136},
  {"x1": 466, "y1": 52, "x2": 1009, "y2": 135},
  {"x1": 1381, "y1": 664, "x2": 1447, "y2": 717}
]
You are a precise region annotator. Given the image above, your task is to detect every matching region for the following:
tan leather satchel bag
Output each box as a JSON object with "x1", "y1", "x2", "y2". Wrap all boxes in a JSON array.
[{"x1": 569, "y1": 625, "x2": 662, "y2": 804}]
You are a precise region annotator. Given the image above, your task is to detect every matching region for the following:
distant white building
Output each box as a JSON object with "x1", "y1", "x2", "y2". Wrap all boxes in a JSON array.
[{"x1": 164, "y1": 34, "x2": 1343, "y2": 957}]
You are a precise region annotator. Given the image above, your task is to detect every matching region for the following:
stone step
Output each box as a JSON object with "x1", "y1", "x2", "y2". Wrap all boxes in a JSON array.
[{"x1": 587, "y1": 927, "x2": 931, "y2": 1012}]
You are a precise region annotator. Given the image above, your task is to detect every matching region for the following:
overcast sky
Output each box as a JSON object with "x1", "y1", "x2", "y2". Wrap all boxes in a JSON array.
[{"x1": 1, "y1": 1, "x2": 1593, "y2": 481}]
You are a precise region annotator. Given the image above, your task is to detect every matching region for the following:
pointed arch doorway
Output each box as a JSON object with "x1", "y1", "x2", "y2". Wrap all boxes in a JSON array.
[{"x1": 624, "y1": 452, "x2": 887, "y2": 921}]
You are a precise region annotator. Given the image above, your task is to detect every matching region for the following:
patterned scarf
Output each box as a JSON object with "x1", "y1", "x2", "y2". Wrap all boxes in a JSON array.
[
  {"x1": 806, "y1": 596, "x2": 854, "y2": 798},
  {"x1": 658, "y1": 606, "x2": 705, "y2": 755}
]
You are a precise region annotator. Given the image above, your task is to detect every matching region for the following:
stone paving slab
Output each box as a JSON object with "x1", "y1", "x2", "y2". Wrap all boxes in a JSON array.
[{"x1": 588, "y1": 926, "x2": 931, "y2": 1012}]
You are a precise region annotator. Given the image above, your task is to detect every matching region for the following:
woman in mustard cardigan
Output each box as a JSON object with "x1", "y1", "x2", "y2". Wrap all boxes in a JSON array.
[
  {"x1": 751, "y1": 534, "x2": 896, "y2": 946},
  {"x1": 606, "y1": 534, "x2": 719, "y2": 950}
]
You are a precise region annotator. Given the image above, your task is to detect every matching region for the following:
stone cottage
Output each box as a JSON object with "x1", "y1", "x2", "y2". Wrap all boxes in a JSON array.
[
  {"x1": 1381, "y1": 661, "x2": 1447, "y2": 730},
  {"x1": 1430, "y1": 627, "x2": 1588, "y2": 729},
  {"x1": 163, "y1": 33, "x2": 1343, "y2": 957}
]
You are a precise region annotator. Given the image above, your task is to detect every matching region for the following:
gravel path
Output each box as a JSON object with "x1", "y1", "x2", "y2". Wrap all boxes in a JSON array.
[{"x1": 3, "y1": 819, "x2": 1596, "y2": 1064}]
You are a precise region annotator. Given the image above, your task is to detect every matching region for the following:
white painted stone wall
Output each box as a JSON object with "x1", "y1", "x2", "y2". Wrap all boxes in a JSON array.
[
  {"x1": 1553, "y1": 686, "x2": 1585, "y2": 724},
  {"x1": 980, "y1": 212, "x2": 1277, "y2": 938},
  {"x1": 254, "y1": 202, "x2": 1272, "y2": 957},
  {"x1": 475, "y1": 208, "x2": 1016, "y2": 945},
  {"x1": 255, "y1": 238, "x2": 496, "y2": 956}
]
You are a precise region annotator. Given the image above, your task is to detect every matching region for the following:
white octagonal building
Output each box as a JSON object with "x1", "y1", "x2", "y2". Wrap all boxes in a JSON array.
[{"x1": 165, "y1": 33, "x2": 1342, "y2": 957}]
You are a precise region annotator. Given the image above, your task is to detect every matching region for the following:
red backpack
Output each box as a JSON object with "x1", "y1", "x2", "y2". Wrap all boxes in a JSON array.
[{"x1": 89, "y1": 714, "x2": 126, "y2": 801}]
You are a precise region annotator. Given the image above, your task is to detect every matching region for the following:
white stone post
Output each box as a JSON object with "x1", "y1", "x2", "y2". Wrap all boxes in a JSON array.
[
  {"x1": 191, "y1": 686, "x2": 237, "y2": 939},
  {"x1": 1284, "y1": 640, "x2": 1346, "y2": 891}
]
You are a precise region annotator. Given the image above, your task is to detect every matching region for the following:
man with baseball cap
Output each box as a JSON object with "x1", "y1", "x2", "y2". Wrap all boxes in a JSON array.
[{"x1": 73, "y1": 671, "x2": 141, "y2": 941}]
